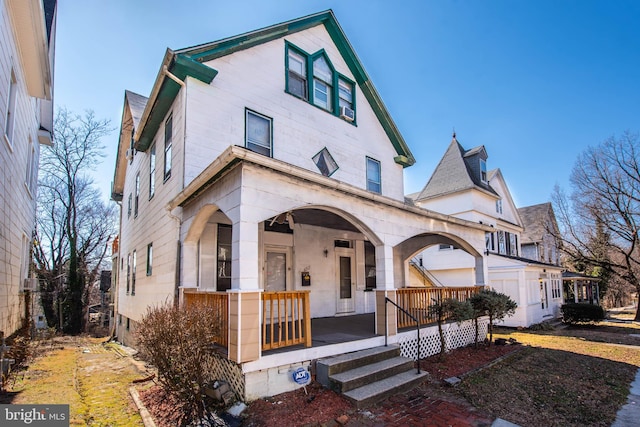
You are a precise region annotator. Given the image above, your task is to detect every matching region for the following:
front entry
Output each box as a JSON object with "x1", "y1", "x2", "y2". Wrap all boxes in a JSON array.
[
  {"x1": 336, "y1": 250, "x2": 355, "y2": 314},
  {"x1": 264, "y1": 246, "x2": 290, "y2": 291}
]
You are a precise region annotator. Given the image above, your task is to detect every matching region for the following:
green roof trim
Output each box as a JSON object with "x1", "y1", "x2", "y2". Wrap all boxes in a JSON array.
[
  {"x1": 175, "y1": 10, "x2": 415, "y2": 167},
  {"x1": 136, "y1": 54, "x2": 218, "y2": 151}
]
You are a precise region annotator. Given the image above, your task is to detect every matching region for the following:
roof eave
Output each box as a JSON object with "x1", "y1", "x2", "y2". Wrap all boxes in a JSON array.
[
  {"x1": 134, "y1": 51, "x2": 218, "y2": 152},
  {"x1": 175, "y1": 10, "x2": 415, "y2": 167}
]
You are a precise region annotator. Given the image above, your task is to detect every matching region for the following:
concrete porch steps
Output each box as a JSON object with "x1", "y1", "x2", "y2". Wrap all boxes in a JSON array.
[{"x1": 316, "y1": 345, "x2": 428, "y2": 408}]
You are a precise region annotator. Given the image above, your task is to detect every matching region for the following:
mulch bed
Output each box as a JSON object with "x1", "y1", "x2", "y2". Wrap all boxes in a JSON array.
[{"x1": 139, "y1": 342, "x2": 522, "y2": 427}]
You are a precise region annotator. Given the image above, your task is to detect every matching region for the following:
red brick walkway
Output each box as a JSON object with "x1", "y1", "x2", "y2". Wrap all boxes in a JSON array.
[{"x1": 340, "y1": 382, "x2": 494, "y2": 427}]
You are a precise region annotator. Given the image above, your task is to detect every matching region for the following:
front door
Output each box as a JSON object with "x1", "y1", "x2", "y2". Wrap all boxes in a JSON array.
[{"x1": 336, "y1": 252, "x2": 355, "y2": 314}]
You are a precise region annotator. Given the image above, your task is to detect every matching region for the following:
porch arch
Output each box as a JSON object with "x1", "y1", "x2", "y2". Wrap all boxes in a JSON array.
[
  {"x1": 394, "y1": 232, "x2": 485, "y2": 288},
  {"x1": 265, "y1": 204, "x2": 383, "y2": 246},
  {"x1": 182, "y1": 203, "x2": 232, "y2": 290}
]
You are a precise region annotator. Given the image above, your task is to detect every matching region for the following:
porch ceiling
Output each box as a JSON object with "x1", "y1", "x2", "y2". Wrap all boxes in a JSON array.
[{"x1": 287, "y1": 208, "x2": 360, "y2": 233}]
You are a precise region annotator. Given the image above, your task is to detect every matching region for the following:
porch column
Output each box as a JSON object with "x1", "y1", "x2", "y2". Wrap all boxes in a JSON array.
[
  {"x1": 228, "y1": 290, "x2": 261, "y2": 363},
  {"x1": 228, "y1": 218, "x2": 261, "y2": 363},
  {"x1": 375, "y1": 244, "x2": 397, "y2": 336},
  {"x1": 573, "y1": 281, "x2": 578, "y2": 303},
  {"x1": 474, "y1": 255, "x2": 486, "y2": 286}
]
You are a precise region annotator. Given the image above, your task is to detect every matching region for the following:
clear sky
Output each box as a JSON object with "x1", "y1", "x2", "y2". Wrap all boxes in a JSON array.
[{"x1": 54, "y1": 0, "x2": 640, "y2": 208}]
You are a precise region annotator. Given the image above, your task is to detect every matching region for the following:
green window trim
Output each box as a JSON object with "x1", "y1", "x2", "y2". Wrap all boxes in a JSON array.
[{"x1": 285, "y1": 41, "x2": 356, "y2": 124}]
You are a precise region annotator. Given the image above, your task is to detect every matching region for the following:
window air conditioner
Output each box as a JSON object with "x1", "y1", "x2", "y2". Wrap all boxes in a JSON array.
[
  {"x1": 340, "y1": 106, "x2": 355, "y2": 122},
  {"x1": 22, "y1": 278, "x2": 38, "y2": 291}
]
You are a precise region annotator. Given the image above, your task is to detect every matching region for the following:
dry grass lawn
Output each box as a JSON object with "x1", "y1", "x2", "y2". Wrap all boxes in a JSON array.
[
  {"x1": 3, "y1": 336, "x2": 144, "y2": 427},
  {"x1": 456, "y1": 312, "x2": 640, "y2": 427}
]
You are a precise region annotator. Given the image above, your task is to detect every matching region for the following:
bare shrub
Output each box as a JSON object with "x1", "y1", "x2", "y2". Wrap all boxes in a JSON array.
[{"x1": 136, "y1": 301, "x2": 223, "y2": 423}]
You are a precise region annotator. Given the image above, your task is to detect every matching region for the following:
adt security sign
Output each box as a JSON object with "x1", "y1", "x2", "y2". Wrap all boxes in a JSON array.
[{"x1": 291, "y1": 367, "x2": 310, "y2": 385}]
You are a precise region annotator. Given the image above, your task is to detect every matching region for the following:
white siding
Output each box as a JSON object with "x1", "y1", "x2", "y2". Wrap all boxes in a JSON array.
[
  {"x1": 0, "y1": 2, "x2": 44, "y2": 336},
  {"x1": 116, "y1": 95, "x2": 185, "y2": 324},
  {"x1": 184, "y1": 25, "x2": 405, "y2": 202}
]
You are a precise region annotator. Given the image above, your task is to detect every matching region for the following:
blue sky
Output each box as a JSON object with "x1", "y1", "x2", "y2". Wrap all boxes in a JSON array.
[{"x1": 54, "y1": 0, "x2": 640, "y2": 208}]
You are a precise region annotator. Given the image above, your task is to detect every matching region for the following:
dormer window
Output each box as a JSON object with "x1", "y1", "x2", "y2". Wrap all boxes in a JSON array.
[
  {"x1": 287, "y1": 50, "x2": 307, "y2": 100},
  {"x1": 313, "y1": 56, "x2": 333, "y2": 111},
  {"x1": 480, "y1": 159, "x2": 487, "y2": 183},
  {"x1": 285, "y1": 42, "x2": 356, "y2": 123}
]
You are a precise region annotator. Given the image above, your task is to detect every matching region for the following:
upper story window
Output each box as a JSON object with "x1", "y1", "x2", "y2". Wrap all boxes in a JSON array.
[
  {"x1": 25, "y1": 136, "x2": 37, "y2": 195},
  {"x1": 313, "y1": 56, "x2": 333, "y2": 111},
  {"x1": 366, "y1": 157, "x2": 381, "y2": 194},
  {"x1": 164, "y1": 114, "x2": 173, "y2": 181},
  {"x1": 134, "y1": 173, "x2": 140, "y2": 217},
  {"x1": 146, "y1": 243, "x2": 153, "y2": 276},
  {"x1": 313, "y1": 147, "x2": 338, "y2": 177},
  {"x1": 285, "y1": 42, "x2": 356, "y2": 123},
  {"x1": 245, "y1": 109, "x2": 272, "y2": 157},
  {"x1": 127, "y1": 193, "x2": 132, "y2": 218},
  {"x1": 287, "y1": 50, "x2": 307, "y2": 99},
  {"x1": 4, "y1": 68, "x2": 17, "y2": 147},
  {"x1": 480, "y1": 159, "x2": 487, "y2": 183},
  {"x1": 496, "y1": 199, "x2": 503, "y2": 214},
  {"x1": 149, "y1": 144, "x2": 156, "y2": 199}
]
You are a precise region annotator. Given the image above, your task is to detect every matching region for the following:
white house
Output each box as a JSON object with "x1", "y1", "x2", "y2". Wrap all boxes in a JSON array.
[
  {"x1": 111, "y1": 11, "x2": 495, "y2": 401},
  {"x1": 412, "y1": 135, "x2": 564, "y2": 327},
  {"x1": 0, "y1": 0, "x2": 56, "y2": 338}
]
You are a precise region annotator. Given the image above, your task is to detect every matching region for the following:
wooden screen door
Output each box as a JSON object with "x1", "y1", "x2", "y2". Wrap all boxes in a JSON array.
[{"x1": 336, "y1": 252, "x2": 355, "y2": 313}]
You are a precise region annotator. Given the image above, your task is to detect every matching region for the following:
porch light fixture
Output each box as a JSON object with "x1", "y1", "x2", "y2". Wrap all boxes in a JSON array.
[{"x1": 323, "y1": 249, "x2": 328, "y2": 257}]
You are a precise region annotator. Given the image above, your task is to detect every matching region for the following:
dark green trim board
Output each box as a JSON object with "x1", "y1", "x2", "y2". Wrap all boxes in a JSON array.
[
  {"x1": 174, "y1": 10, "x2": 415, "y2": 167},
  {"x1": 136, "y1": 54, "x2": 218, "y2": 152}
]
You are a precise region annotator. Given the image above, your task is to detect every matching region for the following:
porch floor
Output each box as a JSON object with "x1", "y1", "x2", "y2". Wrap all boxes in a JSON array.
[
  {"x1": 263, "y1": 313, "x2": 376, "y2": 355},
  {"x1": 311, "y1": 313, "x2": 377, "y2": 346}
]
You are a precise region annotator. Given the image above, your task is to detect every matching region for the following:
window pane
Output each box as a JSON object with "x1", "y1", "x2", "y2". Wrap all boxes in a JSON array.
[
  {"x1": 217, "y1": 224, "x2": 232, "y2": 291},
  {"x1": 312, "y1": 147, "x2": 338, "y2": 176},
  {"x1": 288, "y1": 74, "x2": 306, "y2": 98},
  {"x1": 366, "y1": 158, "x2": 381, "y2": 193},
  {"x1": 289, "y1": 51, "x2": 306, "y2": 76},
  {"x1": 246, "y1": 111, "x2": 272, "y2": 157},
  {"x1": 313, "y1": 80, "x2": 331, "y2": 110},
  {"x1": 313, "y1": 56, "x2": 332, "y2": 82},
  {"x1": 338, "y1": 79, "x2": 353, "y2": 109}
]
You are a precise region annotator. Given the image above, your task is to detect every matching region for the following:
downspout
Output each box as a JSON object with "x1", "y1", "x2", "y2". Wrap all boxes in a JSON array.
[
  {"x1": 163, "y1": 66, "x2": 185, "y2": 88},
  {"x1": 168, "y1": 207, "x2": 182, "y2": 308}
]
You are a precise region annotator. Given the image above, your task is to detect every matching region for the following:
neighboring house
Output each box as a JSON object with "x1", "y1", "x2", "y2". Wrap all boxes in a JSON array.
[
  {"x1": 0, "y1": 0, "x2": 56, "y2": 338},
  {"x1": 412, "y1": 134, "x2": 564, "y2": 327},
  {"x1": 111, "y1": 11, "x2": 493, "y2": 400},
  {"x1": 518, "y1": 203, "x2": 561, "y2": 265}
]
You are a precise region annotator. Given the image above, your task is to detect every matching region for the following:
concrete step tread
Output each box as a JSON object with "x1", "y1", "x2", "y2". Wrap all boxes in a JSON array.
[
  {"x1": 330, "y1": 356, "x2": 414, "y2": 384},
  {"x1": 318, "y1": 345, "x2": 400, "y2": 368},
  {"x1": 342, "y1": 370, "x2": 428, "y2": 407}
]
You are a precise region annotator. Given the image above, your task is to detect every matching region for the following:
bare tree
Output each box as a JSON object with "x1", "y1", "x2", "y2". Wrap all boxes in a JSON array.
[
  {"x1": 552, "y1": 131, "x2": 640, "y2": 320},
  {"x1": 33, "y1": 108, "x2": 116, "y2": 333}
]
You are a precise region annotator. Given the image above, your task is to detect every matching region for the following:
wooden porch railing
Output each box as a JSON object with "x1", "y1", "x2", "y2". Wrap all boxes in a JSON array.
[
  {"x1": 262, "y1": 290, "x2": 311, "y2": 351},
  {"x1": 396, "y1": 286, "x2": 483, "y2": 329},
  {"x1": 183, "y1": 290, "x2": 229, "y2": 348}
]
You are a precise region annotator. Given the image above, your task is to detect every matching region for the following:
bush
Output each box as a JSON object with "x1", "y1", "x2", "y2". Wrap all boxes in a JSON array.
[
  {"x1": 136, "y1": 301, "x2": 224, "y2": 424},
  {"x1": 561, "y1": 303, "x2": 605, "y2": 324}
]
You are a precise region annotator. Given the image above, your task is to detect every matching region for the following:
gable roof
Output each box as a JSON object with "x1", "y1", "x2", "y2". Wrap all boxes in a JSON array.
[
  {"x1": 132, "y1": 9, "x2": 414, "y2": 167},
  {"x1": 518, "y1": 202, "x2": 558, "y2": 244},
  {"x1": 414, "y1": 135, "x2": 498, "y2": 201},
  {"x1": 112, "y1": 90, "x2": 149, "y2": 201}
]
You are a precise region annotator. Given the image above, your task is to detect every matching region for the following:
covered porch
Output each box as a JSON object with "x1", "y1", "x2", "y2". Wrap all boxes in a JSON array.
[
  {"x1": 183, "y1": 285, "x2": 483, "y2": 355},
  {"x1": 563, "y1": 271, "x2": 601, "y2": 305}
]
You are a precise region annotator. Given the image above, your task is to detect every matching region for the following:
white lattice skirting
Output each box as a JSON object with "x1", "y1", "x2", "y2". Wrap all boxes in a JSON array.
[{"x1": 397, "y1": 317, "x2": 490, "y2": 360}]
